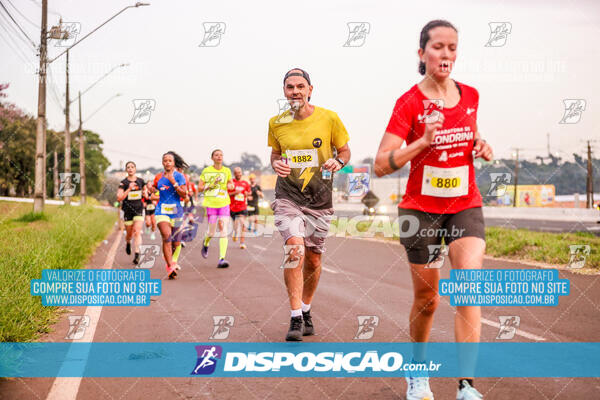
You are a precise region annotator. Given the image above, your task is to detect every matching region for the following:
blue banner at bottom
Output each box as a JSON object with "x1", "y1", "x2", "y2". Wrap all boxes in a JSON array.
[{"x1": 1, "y1": 342, "x2": 599, "y2": 378}]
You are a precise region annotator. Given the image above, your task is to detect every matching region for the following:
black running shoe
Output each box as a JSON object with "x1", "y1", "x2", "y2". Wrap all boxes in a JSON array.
[
  {"x1": 217, "y1": 259, "x2": 229, "y2": 268},
  {"x1": 302, "y1": 310, "x2": 314, "y2": 336},
  {"x1": 133, "y1": 252, "x2": 140, "y2": 265},
  {"x1": 285, "y1": 316, "x2": 303, "y2": 341},
  {"x1": 125, "y1": 242, "x2": 131, "y2": 255}
]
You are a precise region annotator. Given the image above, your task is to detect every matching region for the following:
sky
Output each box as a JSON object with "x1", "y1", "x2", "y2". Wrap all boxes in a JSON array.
[{"x1": 1, "y1": 0, "x2": 599, "y2": 170}]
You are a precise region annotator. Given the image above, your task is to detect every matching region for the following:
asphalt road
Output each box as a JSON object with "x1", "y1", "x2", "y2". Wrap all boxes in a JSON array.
[{"x1": 2, "y1": 218, "x2": 600, "y2": 399}]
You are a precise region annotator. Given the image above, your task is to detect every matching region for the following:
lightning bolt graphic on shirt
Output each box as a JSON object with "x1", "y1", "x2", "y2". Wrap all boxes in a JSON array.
[{"x1": 299, "y1": 167, "x2": 315, "y2": 192}]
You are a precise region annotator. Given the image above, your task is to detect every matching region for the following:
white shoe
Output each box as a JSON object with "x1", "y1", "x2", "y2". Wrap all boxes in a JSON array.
[
  {"x1": 406, "y1": 376, "x2": 434, "y2": 400},
  {"x1": 456, "y1": 380, "x2": 483, "y2": 400},
  {"x1": 150, "y1": 232, "x2": 156, "y2": 240}
]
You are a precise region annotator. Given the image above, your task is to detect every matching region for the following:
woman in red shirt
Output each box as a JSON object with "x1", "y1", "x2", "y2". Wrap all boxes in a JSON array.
[{"x1": 375, "y1": 20, "x2": 493, "y2": 400}]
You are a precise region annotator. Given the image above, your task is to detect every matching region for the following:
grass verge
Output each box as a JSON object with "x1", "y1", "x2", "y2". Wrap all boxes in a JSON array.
[
  {"x1": 485, "y1": 227, "x2": 599, "y2": 269},
  {"x1": 0, "y1": 201, "x2": 116, "y2": 342}
]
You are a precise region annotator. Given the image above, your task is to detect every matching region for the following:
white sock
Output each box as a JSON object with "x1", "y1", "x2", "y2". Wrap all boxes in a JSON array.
[
  {"x1": 301, "y1": 302, "x2": 311, "y2": 312},
  {"x1": 291, "y1": 309, "x2": 302, "y2": 317}
]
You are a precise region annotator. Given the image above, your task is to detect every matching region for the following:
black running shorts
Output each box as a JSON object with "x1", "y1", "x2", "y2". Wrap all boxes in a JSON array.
[
  {"x1": 230, "y1": 209, "x2": 248, "y2": 220},
  {"x1": 398, "y1": 207, "x2": 485, "y2": 264}
]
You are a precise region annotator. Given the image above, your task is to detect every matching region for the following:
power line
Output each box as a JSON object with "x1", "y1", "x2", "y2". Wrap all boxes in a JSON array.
[
  {"x1": 0, "y1": 0, "x2": 36, "y2": 48},
  {"x1": 5, "y1": 0, "x2": 38, "y2": 28},
  {"x1": 0, "y1": 30, "x2": 29, "y2": 64},
  {"x1": 0, "y1": 9, "x2": 35, "y2": 51},
  {"x1": 0, "y1": 20, "x2": 33, "y2": 64}
]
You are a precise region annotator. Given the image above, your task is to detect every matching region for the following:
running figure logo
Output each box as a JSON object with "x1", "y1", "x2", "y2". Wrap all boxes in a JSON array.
[
  {"x1": 209, "y1": 316, "x2": 234, "y2": 340},
  {"x1": 137, "y1": 245, "x2": 160, "y2": 269},
  {"x1": 496, "y1": 315, "x2": 520, "y2": 340},
  {"x1": 169, "y1": 217, "x2": 199, "y2": 243},
  {"x1": 65, "y1": 315, "x2": 90, "y2": 340},
  {"x1": 426, "y1": 244, "x2": 447, "y2": 269},
  {"x1": 354, "y1": 315, "x2": 379, "y2": 340},
  {"x1": 487, "y1": 173, "x2": 512, "y2": 196},
  {"x1": 203, "y1": 172, "x2": 226, "y2": 197},
  {"x1": 281, "y1": 244, "x2": 304, "y2": 269},
  {"x1": 418, "y1": 99, "x2": 444, "y2": 124},
  {"x1": 567, "y1": 245, "x2": 590, "y2": 269},
  {"x1": 347, "y1": 173, "x2": 370, "y2": 197},
  {"x1": 59, "y1": 173, "x2": 80, "y2": 197},
  {"x1": 191, "y1": 345, "x2": 222, "y2": 375},
  {"x1": 485, "y1": 22, "x2": 512, "y2": 47},
  {"x1": 51, "y1": 22, "x2": 81, "y2": 47},
  {"x1": 275, "y1": 99, "x2": 294, "y2": 124},
  {"x1": 559, "y1": 99, "x2": 586, "y2": 124},
  {"x1": 129, "y1": 99, "x2": 156, "y2": 124},
  {"x1": 199, "y1": 22, "x2": 226, "y2": 47},
  {"x1": 343, "y1": 22, "x2": 371, "y2": 47}
]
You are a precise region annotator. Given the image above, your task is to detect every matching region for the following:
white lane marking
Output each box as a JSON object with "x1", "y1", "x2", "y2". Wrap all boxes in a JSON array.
[
  {"x1": 46, "y1": 229, "x2": 122, "y2": 400},
  {"x1": 322, "y1": 266, "x2": 339, "y2": 274},
  {"x1": 253, "y1": 245, "x2": 268, "y2": 251},
  {"x1": 481, "y1": 317, "x2": 546, "y2": 341},
  {"x1": 586, "y1": 226, "x2": 600, "y2": 231}
]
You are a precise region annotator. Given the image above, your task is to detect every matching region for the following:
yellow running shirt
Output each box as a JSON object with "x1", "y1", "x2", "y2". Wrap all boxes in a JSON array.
[
  {"x1": 200, "y1": 165, "x2": 232, "y2": 208},
  {"x1": 268, "y1": 106, "x2": 349, "y2": 209}
]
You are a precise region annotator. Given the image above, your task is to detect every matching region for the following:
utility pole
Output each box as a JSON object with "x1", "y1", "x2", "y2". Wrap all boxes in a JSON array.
[
  {"x1": 512, "y1": 148, "x2": 520, "y2": 207},
  {"x1": 64, "y1": 49, "x2": 71, "y2": 205},
  {"x1": 33, "y1": 2, "x2": 149, "y2": 212},
  {"x1": 53, "y1": 149, "x2": 58, "y2": 198},
  {"x1": 33, "y1": 0, "x2": 48, "y2": 213},
  {"x1": 587, "y1": 141, "x2": 594, "y2": 208},
  {"x1": 78, "y1": 91, "x2": 86, "y2": 205}
]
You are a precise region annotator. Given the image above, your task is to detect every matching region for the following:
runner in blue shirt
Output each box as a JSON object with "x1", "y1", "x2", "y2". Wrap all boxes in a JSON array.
[{"x1": 146, "y1": 151, "x2": 188, "y2": 279}]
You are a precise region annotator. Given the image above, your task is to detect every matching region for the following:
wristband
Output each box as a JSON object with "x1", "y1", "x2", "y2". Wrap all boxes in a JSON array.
[{"x1": 335, "y1": 157, "x2": 345, "y2": 167}]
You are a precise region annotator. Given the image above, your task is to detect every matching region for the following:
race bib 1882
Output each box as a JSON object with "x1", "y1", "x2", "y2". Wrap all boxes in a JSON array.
[
  {"x1": 287, "y1": 149, "x2": 318, "y2": 169},
  {"x1": 421, "y1": 165, "x2": 469, "y2": 197}
]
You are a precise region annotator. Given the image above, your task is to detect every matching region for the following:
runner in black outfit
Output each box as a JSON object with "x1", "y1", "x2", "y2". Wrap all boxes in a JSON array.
[{"x1": 117, "y1": 161, "x2": 145, "y2": 264}]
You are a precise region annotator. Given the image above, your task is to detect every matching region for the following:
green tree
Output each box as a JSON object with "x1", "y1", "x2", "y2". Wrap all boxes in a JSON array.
[{"x1": 1, "y1": 82, "x2": 111, "y2": 199}]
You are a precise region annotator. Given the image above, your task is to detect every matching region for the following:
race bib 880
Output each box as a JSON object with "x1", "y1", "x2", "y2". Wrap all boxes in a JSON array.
[{"x1": 421, "y1": 165, "x2": 469, "y2": 198}]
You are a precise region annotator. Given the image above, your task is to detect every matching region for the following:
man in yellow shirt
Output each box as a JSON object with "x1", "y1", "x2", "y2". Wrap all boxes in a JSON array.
[
  {"x1": 198, "y1": 149, "x2": 235, "y2": 268},
  {"x1": 268, "y1": 68, "x2": 351, "y2": 341}
]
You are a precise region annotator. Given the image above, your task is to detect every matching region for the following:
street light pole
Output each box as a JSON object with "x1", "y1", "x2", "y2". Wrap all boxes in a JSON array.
[
  {"x1": 53, "y1": 150, "x2": 59, "y2": 198},
  {"x1": 47, "y1": 3, "x2": 150, "y2": 64},
  {"x1": 34, "y1": 2, "x2": 150, "y2": 212},
  {"x1": 65, "y1": 63, "x2": 128, "y2": 205},
  {"x1": 77, "y1": 92, "x2": 122, "y2": 204},
  {"x1": 83, "y1": 93, "x2": 122, "y2": 124},
  {"x1": 512, "y1": 149, "x2": 520, "y2": 208},
  {"x1": 33, "y1": 0, "x2": 47, "y2": 213},
  {"x1": 64, "y1": 49, "x2": 72, "y2": 205},
  {"x1": 71, "y1": 63, "x2": 129, "y2": 105},
  {"x1": 78, "y1": 91, "x2": 86, "y2": 204}
]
